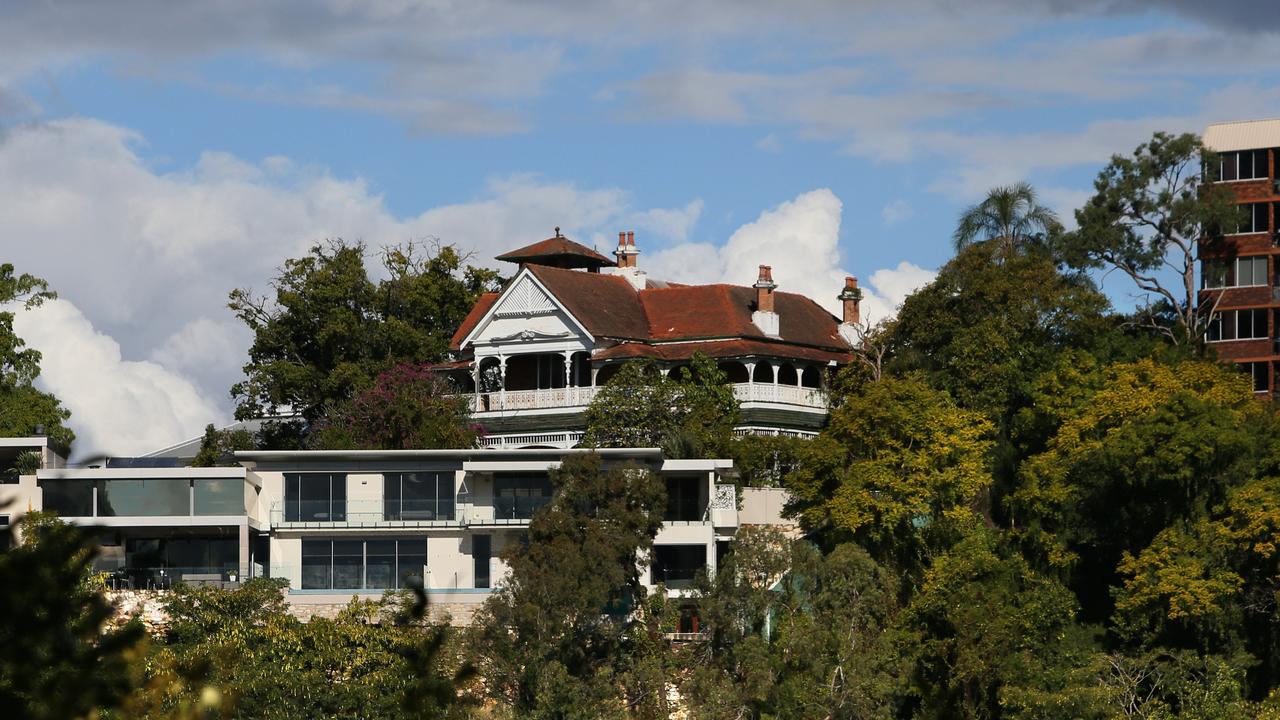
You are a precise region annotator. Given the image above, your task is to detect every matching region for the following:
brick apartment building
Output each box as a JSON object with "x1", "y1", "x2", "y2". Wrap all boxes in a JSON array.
[{"x1": 1202, "y1": 119, "x2": 1280, "y2": 394}]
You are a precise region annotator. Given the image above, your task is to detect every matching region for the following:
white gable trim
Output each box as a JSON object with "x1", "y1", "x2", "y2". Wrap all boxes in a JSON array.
[{"x1": 458, "y1": 267, "x2": 595, "y2": 349}]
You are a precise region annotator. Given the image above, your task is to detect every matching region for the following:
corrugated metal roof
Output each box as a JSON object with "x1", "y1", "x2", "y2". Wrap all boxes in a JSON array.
[{"x1": 1204, "y1": 118, "x2": 1280, "y2": 152}]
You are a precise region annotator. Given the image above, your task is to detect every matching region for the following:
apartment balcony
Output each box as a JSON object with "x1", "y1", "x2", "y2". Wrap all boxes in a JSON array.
[
  {"x1": 270, "y1": 496, "x2": 552, "y2": 529},
  {"x1": 461, "y1": 381, "x2": 826, "y2": 414}
]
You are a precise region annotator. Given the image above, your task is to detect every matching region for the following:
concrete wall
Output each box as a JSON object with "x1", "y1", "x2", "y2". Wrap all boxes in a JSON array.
[{"x1": 740, "y1": 487, "x2": 792, "y2": 525}]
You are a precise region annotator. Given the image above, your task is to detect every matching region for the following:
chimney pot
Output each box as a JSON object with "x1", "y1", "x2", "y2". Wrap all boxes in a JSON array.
[
  {"x1": 618, "y1": 231, "x2": 627, "y2": 248},
  {"x1": 614, "y1": 230, "x2": 639, "y2": 269},
  {"x1": 839, "y1": 275, "x2": 862, "y2": 325},
  {"x1": 627, "y1": 230, "x2": 635, "y2": 248},
  {"x1": 753, "y1": 265, "x2": 777, "y2": 314}
]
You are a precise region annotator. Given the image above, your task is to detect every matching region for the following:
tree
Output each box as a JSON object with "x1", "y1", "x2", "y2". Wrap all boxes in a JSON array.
[
  {"x1": 190, "y1": 423, "x2": 258, "y2": 467},
  {"x1": 582, "y1": 353, "x2": 739, "y2": 458},
  {"x1": 229, "y1": 240, "x2": 499, "y2": 445},
  {"x1": 786, "y1": 374, "x2": 994, "y2": 571},
  {"x1": 0, "y1": 512, "x2": 144, "y2": 719},
  {"x1": 0, "y1": 264, "x2": 73, "y2": 450},
  {"x1": 953, "y1": 181, "x2": 1061, "y2": 253},
  {"x1": 1061, "y1": 131, "x2": 1240, "y2": 345},
  {"x1": 309, "y1": 362, "x2": 477, "y2": 450},
  {"x1": 471, "y1": 452, "x2": 667, "y2": 718}
]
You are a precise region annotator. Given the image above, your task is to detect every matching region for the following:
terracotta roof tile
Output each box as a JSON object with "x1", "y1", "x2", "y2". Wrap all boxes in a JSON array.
[
  {"x1": 593, "y1": 339, "x2": 849, "y2": 364},
  {"x1": 495, "y1": 236, "x2": 612, "y2": 267},
  {"x1": 449, "y1": 292, "x2": 499, "y2": 350},
  {"x1": 526, "y1": 265, "x2": 652, "y2": 340}
]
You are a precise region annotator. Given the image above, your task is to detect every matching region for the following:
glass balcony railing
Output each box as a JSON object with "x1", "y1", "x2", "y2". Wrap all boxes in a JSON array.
[
  {"x1": 96, "y1": 564, "x2": 257, "y2": 591},
  {"x1": 269, "y1": 496, "x2": 555, "y2": 528}
]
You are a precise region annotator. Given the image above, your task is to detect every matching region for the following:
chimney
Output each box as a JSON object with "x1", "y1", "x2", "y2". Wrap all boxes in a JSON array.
[
  {"x1": 752, "y1": 265, "x2": 780, "y2": 337},
  {"x1": 615, "y1": 230, "x2": 639, "y2": 269},
  {"x1": 838, "y1": 276, "x2": 861, "y2": 325}
]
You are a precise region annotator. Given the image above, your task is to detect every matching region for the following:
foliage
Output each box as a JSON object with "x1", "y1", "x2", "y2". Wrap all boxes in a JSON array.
[
  {"x1": 472, "y1": 452, "x2": 667, "y2": 718},
  {"x1": 727, "y1": 433, "x2": 808, "y2": 488},
  {"x1": 0, "y1": 263, "x2": 74, "y2": 449},
  {"x1": 1060, "y1": 131, "x2": 1240, "y2": 345},
  {"x1": 582, "y1": 353, "x2": 739, "y2": 458},
  {"x1": 682, "y1": 531, "x2": 903, "y2": 720},
  {"x1": 190, "y1": 423, "x2": 258, "y2": 467},
  {"x1": 953, "y1": 181, "x2": 1062, "y2": 253},
  {"x1": 229, "y1": 239, "x2": 500, "y2": 444},
  {"x1": 0, "y1": 512, "x2": 144, "y2": 719},
  {"x1": 786, "y1": 374, "x2": 994, "y2": 570},
  {"x1": 309, "y1": 362, "x2": 478, "y2": 450}
]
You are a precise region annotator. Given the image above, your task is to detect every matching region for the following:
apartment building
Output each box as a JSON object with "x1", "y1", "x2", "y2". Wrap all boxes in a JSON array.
[
  {"x1": 436, "y1": 230, "x2": 860, "y2": 448},
  {"x1": 1202, "y1": 119, "x2": 1280, "y2": 393},
  {"x1": 13, "y1": 446, "x2": 779, "y2": 623}
]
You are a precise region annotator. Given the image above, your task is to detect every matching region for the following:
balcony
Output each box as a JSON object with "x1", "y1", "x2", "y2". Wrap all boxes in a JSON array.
[
  {"x1": 270, "y1": 496, "x2": 552, "y2": 528},
  {"x1": 461, "y1": 382, "x2": 826, "y2": 414}
]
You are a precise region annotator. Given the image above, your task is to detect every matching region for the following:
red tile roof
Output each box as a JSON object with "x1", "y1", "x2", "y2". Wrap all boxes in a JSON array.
[
  {"x1": 526, "y1": 265, "x2": 653, "y2": 340},
  {"x1": 495, "y1": 235, "x2": 613, "y2": 267},
  {"x1": 593, "y1": 339, "x2": 850, "y2": 364},
  {"x1": 449, "y1": 292, "x2": 499, "y2": 350}
]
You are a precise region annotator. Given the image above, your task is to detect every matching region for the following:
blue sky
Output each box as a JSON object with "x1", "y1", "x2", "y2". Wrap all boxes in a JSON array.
[{"x1": 2, "y1": 0, "x2": 1278, "y2": 456}]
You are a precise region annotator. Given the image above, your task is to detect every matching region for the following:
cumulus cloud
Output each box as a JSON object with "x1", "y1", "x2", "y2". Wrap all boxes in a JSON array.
[
  {"x1": 0, "y1": 117, "x2": 714, "y2": 455},
  {"x1": 13, "y1": 299, "x2": 223, "y2": 458},
  {"x1": 646, "y1": 189, "x2": 935, "y2": 324}
]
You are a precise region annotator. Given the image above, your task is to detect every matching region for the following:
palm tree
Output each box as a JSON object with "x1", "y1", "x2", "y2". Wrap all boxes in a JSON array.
[{"x1": 953, "y1": 182, "x2": 1061, "y2": 253}]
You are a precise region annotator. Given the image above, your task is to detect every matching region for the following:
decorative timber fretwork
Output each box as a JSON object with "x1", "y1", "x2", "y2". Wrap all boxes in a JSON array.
[
  {"x1": 493, "y1": 275, "x2": 558, "y2": 318},
  {"x1": 488, "y1": 329, "x2": 573, "y2": 343}
]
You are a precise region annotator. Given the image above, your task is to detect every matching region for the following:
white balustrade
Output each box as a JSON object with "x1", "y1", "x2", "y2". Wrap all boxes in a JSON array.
[{"x1": 462, "y1": 381, "x2": 824, "y2": 413}]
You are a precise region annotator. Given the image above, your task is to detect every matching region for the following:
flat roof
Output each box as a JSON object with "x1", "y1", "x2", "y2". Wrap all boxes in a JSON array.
[
  {"x1": 1204, "y1": 118, "x2": 1280, "y2": 152},
  {"x1": 0, "y1": 437, "x2": 49, "y2": 449},
  {"x1": 235, "y1": 447, "x2": 668, "y2": 463}
]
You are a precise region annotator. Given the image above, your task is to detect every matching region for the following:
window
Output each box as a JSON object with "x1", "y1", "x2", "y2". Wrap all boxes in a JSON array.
[
  {"x1": 39, "y1": 479, "x2": 95, "y2": 517},
  {"x1": 1229, "y1": 203, "x2": 1270, "y2": 234},
  {"x1": 1242, "y1": 362, "x2": 1270, "y2": 393},
  {"x1": 0, "y1": 515, "x2": 9, "y2": 552},
  {"x1": 194, "y1": 478, "x2": 243, "y2": 515},
  {"x1": 385, "y1": 472, "x2": 454, "y2": 521},
  {"x1": 98, "y1": 479, "x2": 189, "y2": 517},
  {"x1": 665, "y1": 476, "x2": 704, "y2": 522},
  {"x1": 284, "y1": 474, "x2": 346, "y2": 522},
  {"x1": 650, "y1": 545, "x2": 707, "y2": 589},
  {"x1": 474, "y1": 535, "x2": 491, "y2": 589},
  {"x1": 1208, "y1": 309, "x2": 1269, "y2": 341},
  {"x1": 301, "y1": 538, "x2": 425, "y2": 590},
  {"x1": 1203, "y1": 256, "x2": 1268, "y2": 288},
  {"x1": 1219, "y1": 149, "x2": 1270, "y2": 181},
  {"x1": 494, "y1": 474, "x2": 554, "y2": 520}
]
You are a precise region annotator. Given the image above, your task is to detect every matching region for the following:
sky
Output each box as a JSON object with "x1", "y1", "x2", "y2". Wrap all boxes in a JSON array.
[{"x1": 2, "y1": 0, "x2": 1278, "y2": 458}]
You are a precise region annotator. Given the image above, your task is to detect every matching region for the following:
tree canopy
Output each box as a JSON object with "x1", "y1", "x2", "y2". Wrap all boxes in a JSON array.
[{"x1": 0, "y1": 264, "x2": 74, "y2": 450}]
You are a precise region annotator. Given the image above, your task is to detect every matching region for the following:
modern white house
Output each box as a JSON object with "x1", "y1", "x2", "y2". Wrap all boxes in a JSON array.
[
  {"x1": 436, "y1": 230, "x2": 861, "y2": 449},
  {"x1": 7, "y1": 445, "x2": 785, "y2": 624}
]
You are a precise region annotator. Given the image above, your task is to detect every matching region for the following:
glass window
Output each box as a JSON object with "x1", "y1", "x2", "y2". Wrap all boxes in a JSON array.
[
  {"x1": 1222, "y1": 152, "x2": 1239, "y2": 181},
  {"x1": 285, "y1": 474, "x2": 346, "y2": 522},
  {"x1": 98, "y1": 479, "x2": 190, "y2": 517},
  {"x1": 494, "y1": 474, "x2": 554, "y2": 519},
  {"x1": 1240, "y1": 308, "x2": 1269, "y2": 339},
  {"x1": 1244, "y1": 362, "x2": 1269, "y2": 392},
  {"x1": 0, "y1": 514, "x2": 9, "y2": 552},
  {"x1": 302, "y1": 539, "x2": 332, "y2": 589},
  {"x1": 1203, "y1": 259, "x2": 1229, "y2": 289},
  {"x1": 385, "y1": 472, "x2": 454, "y2": 521},
  {"x1": 665, "y1": 476, "x2": 703, "y2": 522},
  {"x1": 1238, "y1": 256, "x2": 1267, "y2": 286},
  {"x1": 40, "y1": 479, "x2": 95, "y2": 517},
  {"x1": 474, "y1": 535, "x2": 491, "y2": 589},
  {"x1": 332, "y1": 540, "x2": 363, "y2": 589},
  {"x1": 365, "y1": 540, "x2": 396, "y2": 589},
  {"x1": 194, "y1": 478, "x2": 243, "y2": 515},
  {"x1": 397, "y1": 539, "x2": 425, "y2": 589},
  {"x1": 650, "y1": 545, "x2": 707, "y2": 588}
]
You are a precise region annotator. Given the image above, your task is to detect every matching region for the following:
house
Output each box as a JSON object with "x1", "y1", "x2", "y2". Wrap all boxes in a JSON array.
[
  {"x1": 1201, "y1": 119, "x2": 1280, "y2": 394},
  {"x1": 15, "y1": 444, "x2": 784, "y2": 624},
  {"x1": 438, "y1": 229, "x2": 861, "y2": 448}
]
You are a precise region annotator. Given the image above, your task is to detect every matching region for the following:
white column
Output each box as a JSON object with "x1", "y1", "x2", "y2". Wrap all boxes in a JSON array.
[{"x1": 498, "y1": 356, "x2": 507, "y2": 410}]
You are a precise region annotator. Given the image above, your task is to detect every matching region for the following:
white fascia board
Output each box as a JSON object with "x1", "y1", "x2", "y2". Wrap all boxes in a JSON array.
[
  {"x1": 63, "y1": 515, "x2": 248, "y2": 528},
  {"x1": 37, "y1": 467, "x2": 247, "y2": 481},
  {"x1": 459, "y1": 266, "x2": 595, "y2": 350},
  {"x1": 660, "y1": 459, "x2": 734, "y2": 472},
  {"x1": 0, "y1": 437, "x2": 49, "y2": 449}
]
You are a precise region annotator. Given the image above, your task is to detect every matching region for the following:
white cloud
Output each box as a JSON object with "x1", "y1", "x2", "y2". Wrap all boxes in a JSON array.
[
  {"x1": 755, "y1": 133, "x2": 782, "y2": 153},
  {"x1": 881, "y1": 199, "x2": 913, "y2": 226},
  {"x1": 13, "y1": 299, "x2": 224, "y2": 458},
  {"x1": 646, "y1": 188, "x2": 934, "y2": 324},
  {"x1": 0, "y1": 117, "x2": 712, "y2": 455}
]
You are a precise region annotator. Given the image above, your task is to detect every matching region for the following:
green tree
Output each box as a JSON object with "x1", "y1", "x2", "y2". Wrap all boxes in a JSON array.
[
  {"x1": 582, "y1": 353, "x2": 739, "y2": 458},
  {"x1": 0, "y1": 264, "x2": 74, "y2": 449},
  {"x1": 229, "y1": 240, "x2": 499, "y2": 445},
  {"x1": 0, "y1": 512, "x2": 144, "y2": 719},
  {"x1": 309, "y1": 362, "x2": 477, "y2": 450},
  {"x1": 1060, "y1": 131, "x2": 1240, "y2": 345},
  {"x1": 472, "y1": 452, "x2": 667, "y2": 718},
  {"x1": 190, "y1": 423, "x2": 257, "y2": 467},
  {"x1": 786, "y1": 374, "x2": 994, "y2": 571},
  {"x1": 953, "y1": 181, "x2": 1062, "y2": 254}
]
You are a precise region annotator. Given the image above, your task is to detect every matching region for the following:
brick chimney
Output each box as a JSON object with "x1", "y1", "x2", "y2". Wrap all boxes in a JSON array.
[
  {"x1": 613, "y1": 230, "x2": 646, "y2": 290},
  {"x1": 837, "y1": 276, "x2": 862, "y2": 346},
  {"x1": 752, "y1": 265, "x2": 780, "y2": 337},
  {"x1": 615, "y1": 230, "x2": 639, "y2": 269}
]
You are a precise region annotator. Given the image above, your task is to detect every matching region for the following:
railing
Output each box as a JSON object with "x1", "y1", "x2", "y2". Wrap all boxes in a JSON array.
[
  {"x1": 733, "y1": 383, "x2": 827, "y2": 407},
  {"x1": 97, "y1": 564, "x2": 255, "y2": 591},
  {"x1": 480, "y1": 431, "x2": 584, "y2": 448},
  {"x1": 270, "y1": 497, "x2": 552, "y2": 528},
  {"x1": 462, "y1": 382, "x2": 828, "y2": 413}
]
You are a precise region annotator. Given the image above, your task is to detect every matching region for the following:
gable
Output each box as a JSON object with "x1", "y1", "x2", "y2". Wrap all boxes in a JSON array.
[
  {"x1": 458, "y1": 268, "x2": 594, "y2": 350},
  {"x1": 491, "y1": 274, "x2": 558, "y2": 318}
]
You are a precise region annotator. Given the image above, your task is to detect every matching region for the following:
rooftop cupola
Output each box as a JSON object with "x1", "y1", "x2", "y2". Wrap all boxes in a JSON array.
[{"x1": 495, "y1": 227, "x2": 613, "y2": 272}]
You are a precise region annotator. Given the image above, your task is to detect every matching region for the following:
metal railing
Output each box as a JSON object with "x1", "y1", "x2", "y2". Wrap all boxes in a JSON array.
[
  {"x1": 97, "y1": 564, "x2": 256, "y2": 591},
  {"x1": 270, "y1": 496, "x2": 553, "y2": 528}
]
